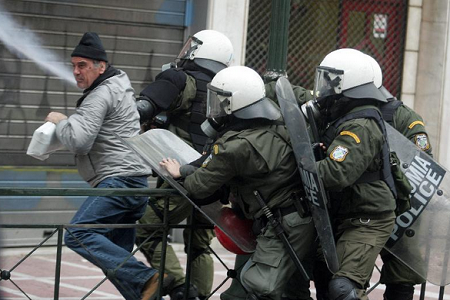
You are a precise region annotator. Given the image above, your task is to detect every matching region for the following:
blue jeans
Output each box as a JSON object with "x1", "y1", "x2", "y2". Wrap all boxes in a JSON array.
[{"x1": 64, "y1": 176, "x2": 156, "y2": 300}]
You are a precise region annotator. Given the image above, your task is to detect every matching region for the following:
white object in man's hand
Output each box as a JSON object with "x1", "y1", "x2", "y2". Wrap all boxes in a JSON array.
[{"x1": 27, "y1": 122, "x2": 65, "y2": 160}]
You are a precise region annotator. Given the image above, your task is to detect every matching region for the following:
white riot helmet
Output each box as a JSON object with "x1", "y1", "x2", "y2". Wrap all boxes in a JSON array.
[
  {"x1": 177, "y1": 30, "x2": 234, "y2": 74},
  {"x1": 314, "y1": 48, "x2": 386, "y2": 103},
  {"x1": 366, "y1": 53, "x2": 396, "y2": 101},
  {"x1": 206, "y1": 66, "x2": 281, "y2": 120},
  {"x1": 366, "y1": 54, "x2": 383, "y2": 89}
]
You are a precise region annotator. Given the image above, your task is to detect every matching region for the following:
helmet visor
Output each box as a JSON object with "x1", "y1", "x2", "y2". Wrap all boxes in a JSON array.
[
  {"x1": 206, "y1": 83, "x2": 232, "y2": 118},
  {"x1": 177, "y1": 36, "x2": 203, "y2": 60},
  {"x1": 313, "y1": 66, "x2": 344, "y2": 102}
]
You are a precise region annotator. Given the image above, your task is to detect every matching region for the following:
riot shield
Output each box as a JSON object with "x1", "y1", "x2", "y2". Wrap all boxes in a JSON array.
[
  {"x1": 276, "y1": 77, "x2": 339, "y2": 273},
  {"x1": 121, "y1": 129, "x2": 257, "y2": 253},
  {"x1": 384, "y1": 123, "x2": 450, "y2": 286}
]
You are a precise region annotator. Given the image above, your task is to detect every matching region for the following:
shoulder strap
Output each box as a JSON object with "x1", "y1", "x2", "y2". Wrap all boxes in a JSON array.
[
  {"x1": 323, "y1": 108, "x2": 382, "y2": 146},
  {"x1": 324, "y1": 108, "x2": 397, "y2": 198},
  {"x1": 380, "y1": 99, "x2": 402, "y2": 125}
]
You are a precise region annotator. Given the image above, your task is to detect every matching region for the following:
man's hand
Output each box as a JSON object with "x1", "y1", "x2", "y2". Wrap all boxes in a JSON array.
[
  {"x1": 45, "y1": 112, "x2": 68, "y2": 124},
  {"x1": 160, "y1": 158, "x2": 181, "y2": 179}
]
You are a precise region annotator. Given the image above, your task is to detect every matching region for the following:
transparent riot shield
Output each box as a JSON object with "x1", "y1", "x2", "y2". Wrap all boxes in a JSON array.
[
  {"x1": 385, "y1": 123, "x2": 450, "y2": 286},
  {"x1": 276, "y1": 77, "x2": 339, "y2": 273},
  {"x1": 121, "y1": 129, "x2": 257, "y2": 253}
]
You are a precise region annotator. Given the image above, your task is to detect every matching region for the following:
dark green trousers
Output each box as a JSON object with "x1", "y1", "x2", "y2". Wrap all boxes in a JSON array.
[
  {"x1": 333, "y1": 214, "x2": 396, "y2": 300},
  {"x1": 136, "y1": 187, "x2": 215, "y2": 297}
]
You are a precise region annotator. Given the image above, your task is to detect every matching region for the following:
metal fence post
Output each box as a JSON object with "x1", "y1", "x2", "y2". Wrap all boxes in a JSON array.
[
  {"x1": 183, "y1": 205, "x2": 196, "y2": 300},
  {"x1": 54, "y1": 225, "x2": 63, "y2": 300}
]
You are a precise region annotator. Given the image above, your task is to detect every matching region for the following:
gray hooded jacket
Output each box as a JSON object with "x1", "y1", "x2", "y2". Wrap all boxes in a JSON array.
[{"x1": 56, "y1": 70, "x2": 151, "y2": 187}]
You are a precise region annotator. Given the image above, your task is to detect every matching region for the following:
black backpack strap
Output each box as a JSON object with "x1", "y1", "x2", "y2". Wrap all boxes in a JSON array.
[{"x1": 380, "y1": 99, "x2": 402, "y2": 125}]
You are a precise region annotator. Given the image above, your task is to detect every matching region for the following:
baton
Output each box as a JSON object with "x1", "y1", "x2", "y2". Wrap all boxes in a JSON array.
[{"x1": 253, "y1": 190, "x2": 309, "y2": 281}]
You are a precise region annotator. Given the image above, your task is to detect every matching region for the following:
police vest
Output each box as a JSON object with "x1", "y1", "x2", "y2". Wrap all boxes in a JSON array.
[
  {"x1": 171, "y1": 69, "x2": 213, "y2": 153},
  {"x1": 323, "y1": 108, "x2": 398, "y2": 198}
]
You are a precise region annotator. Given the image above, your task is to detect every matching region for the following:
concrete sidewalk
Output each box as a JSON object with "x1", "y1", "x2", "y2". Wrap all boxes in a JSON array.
[
  {"x1": 0, "y1": 241, "x2": 448, "y2": 299},
  {"x1": 0, "y1": 240, "x2": 233, "y2": 300}
]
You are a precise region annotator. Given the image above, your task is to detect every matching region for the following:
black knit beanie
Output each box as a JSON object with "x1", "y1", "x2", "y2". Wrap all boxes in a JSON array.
[{"x1": 71, "y1": 32, "x2": 108, "y2": 62}]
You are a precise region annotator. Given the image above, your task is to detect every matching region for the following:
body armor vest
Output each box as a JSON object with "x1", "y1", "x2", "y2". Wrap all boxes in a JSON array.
[{"x1": 172, "y1": 69, "x2": 213, "y2": 153}]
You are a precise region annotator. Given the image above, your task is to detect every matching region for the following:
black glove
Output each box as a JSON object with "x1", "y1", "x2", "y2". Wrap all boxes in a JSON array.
[{"x1": 312, "y1": 142, "x2": 326, "y2": 160}]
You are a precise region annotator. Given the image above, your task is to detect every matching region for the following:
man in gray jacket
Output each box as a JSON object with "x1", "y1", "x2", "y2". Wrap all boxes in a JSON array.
[{"x1": 45, "y1": 32, "x2": 173, "y2": 300}]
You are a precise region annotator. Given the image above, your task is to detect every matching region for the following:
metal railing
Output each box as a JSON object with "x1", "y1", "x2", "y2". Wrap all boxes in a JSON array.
[
  {"x1": 0, "y1": 187, "x2": 239, "y2": 300},
  {"x1": 0, "y1": 187, "x2": 447, "y2": 299}
]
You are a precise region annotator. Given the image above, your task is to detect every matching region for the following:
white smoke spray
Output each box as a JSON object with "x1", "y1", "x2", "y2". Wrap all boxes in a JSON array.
[{"x1": 0, "y1": 5, "x2": 76, "y2": 86}]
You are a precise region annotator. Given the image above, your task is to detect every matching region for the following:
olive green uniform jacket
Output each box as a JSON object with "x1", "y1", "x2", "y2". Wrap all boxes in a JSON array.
[
  {"x1": 184, "y1": 124, "x2": 301, "y2": 218},
  {"x1": 317, "y1": 105, "x2": 396, "y2": 292},
  {"x1": 391, "y1": 102, "x2": 432, "y2": 155},
  {"x1": 183, "y1": 123, "x2": 316, "y2": 299},
  {"x1": 318, "y1": 105, "x2": 396, "y2": 219}
]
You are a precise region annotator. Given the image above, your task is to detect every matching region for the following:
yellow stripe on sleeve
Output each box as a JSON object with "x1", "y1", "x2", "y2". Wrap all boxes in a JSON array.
[
  {"x1": 339, "y1": 131, "x2": 360, "y2": 143},
  {"x1": 408, "y1": 121, "x2": 425, "y2": 129}
]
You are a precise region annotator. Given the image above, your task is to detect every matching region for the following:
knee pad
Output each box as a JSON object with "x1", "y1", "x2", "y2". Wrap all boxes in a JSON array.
[
  {"x1": 384, "y1": 283, "x2": 414, "y2": 300},
  {"x1": 328, "y1": 277, "x2": 359, "y2": 300}
]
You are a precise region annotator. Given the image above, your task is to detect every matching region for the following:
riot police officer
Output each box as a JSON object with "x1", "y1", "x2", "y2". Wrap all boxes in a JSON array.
[
  {"x1": 309, "y1": 48, "x2": 397, "y2": 300},
  {"x1": 135, "y1": 30, "x2": 234, "y2": 300},
  {"x1": 221, "y1": 78, "x2": 315, "y2": 300},
  {"x1": 368, "y1": 55, "x2": 432, "y2": 300},
  {"x1": 160, "y1": 66, "x2": 317, "y2": 300}
]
